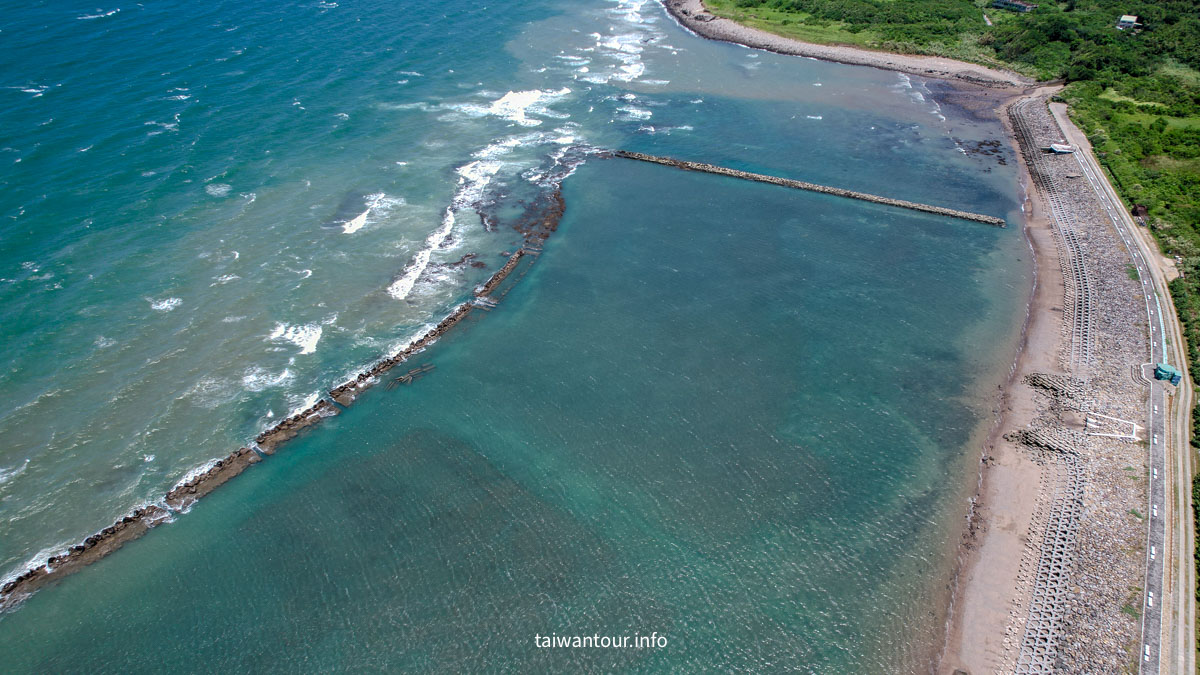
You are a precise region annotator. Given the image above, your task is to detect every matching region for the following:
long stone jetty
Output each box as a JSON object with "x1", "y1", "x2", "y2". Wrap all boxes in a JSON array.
[{"x1": 612, "y1": 150, "x2": 1007, "y2": 227}]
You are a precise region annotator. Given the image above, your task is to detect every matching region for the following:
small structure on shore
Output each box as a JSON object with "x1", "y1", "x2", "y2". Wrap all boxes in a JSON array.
[
  {"x1": 1041, "y1": 143, "x2": 1075, "y2": 154},
  {"x1": 992, "y1": 0, "x2": 1038, "y2": 13},
  {"x1": 1117, "y1": 15, "x2": 1140, "y2": 31},
  {"x1": 1153, "y1": 363, "x2": 1181, "y2": 385}
]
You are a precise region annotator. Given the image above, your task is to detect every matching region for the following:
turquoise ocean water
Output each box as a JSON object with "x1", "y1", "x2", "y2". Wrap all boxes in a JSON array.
[{"x1": 0, "y1": 0, "x2": 1028, "y2": 670}]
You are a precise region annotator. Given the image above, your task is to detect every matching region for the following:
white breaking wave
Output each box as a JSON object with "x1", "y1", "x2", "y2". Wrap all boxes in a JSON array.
[
  {"x1": 582, "y1": 32, "x2": 647, "y2": 84},
  {"x1": 241, "y1": 366, "x2": 295, "y2": 392},
  {"x1": 570, "y1": 0, "x2": 668, "y2": 85},
  {"x1": 342, "y1": 193, "x2": 405, "y2": 234},
  {"x1": 8, "y1": 85, "x2": 50, "y2": 97},
  {"x1": 636, "y1": 124, "x2": 693, "y2": 136},
  {"x1": 616, "y1": 106, "x2": 652, "y2": 120},
  {"x1": 284, "y1": 392, "x2": 322, "y2": 419},
  {"x1": 205, "y1": 183, "x2": 231, "y2": 197},
  {"x1": 0, "y1": 459, "x2": 30, "y2": 487},
  {"x1": 893, "y1": 73, "x2": 947, "y2": 121},
  {"x1": 149, "y1": 297, "x2": 182, "y2": 312},
  {"x1": 454, "y1": 159, "x2": 504, "y2": 207},
  {"x1": 342, "y1": 206, "x2": 371, "y2": 234},
  {"x1": 144, "y1": 115, "x2": 180, "y2": 134},
  {"x1": 183, "y1": 376, "x2": 239, "y2": 409},
  {"x1": 387, "y1": 208, "x2": 456, "y2": 300},
  {"x1": 452, "y1": 128, "x2": 578, "y2": 207},
  {"x1": 173, "y1": 458, "x2": 221, "y2": 490},
  {"x1": 78, "y1": 8, "x2": 120, "y2": 19},
  {"x1": 451, "y1": 88, "x2": 572, "y2": 127},
  {"x1": 386, "y1": 128, "x2": 586, "y2": 302},
  {"x1": 5, "y1": 543, "x2": 75, "y2": 584},
  {"x1": 268, "y1": 322, "x2": 322, "y2": 355}
]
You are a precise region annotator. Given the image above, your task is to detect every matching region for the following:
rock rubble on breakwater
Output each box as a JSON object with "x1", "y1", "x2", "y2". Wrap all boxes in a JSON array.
[
  {"x1": 164, "y1": 447, "x2": 261, "y2": 511},
  {"x1": 255, "y1": 400, "x2": 340, "y2": 454},
  {"x1": 611, "y1": 150, "x2": 1008, "y2": 226},
  {"x1": 0, "y1": 505, "x2": 171, "y2": 608}
]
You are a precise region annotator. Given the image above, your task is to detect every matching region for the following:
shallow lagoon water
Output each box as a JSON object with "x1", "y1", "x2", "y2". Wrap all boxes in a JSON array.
[{"x1": 1, "y1": 0, "x2": 1027, "y2": 670}]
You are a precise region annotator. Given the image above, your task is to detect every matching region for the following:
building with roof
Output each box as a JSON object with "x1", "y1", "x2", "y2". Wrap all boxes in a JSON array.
[
  {"x1": 1117, "y1": 15, "x2": 1140, "y2": 30},
  {"x1": 992, "y1": 0, "x2": 1038, "y2": 12}
]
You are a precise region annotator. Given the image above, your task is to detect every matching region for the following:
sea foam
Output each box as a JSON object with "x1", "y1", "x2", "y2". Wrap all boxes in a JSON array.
[
  {"x1": 0, "y1": 459, "x2": 30, "y2": 488},
  {"x1": 77, "y1": 9, "x2": 119, "y2": 20},
  {"x1": 241, "y1": 367, "x2": 295, "y2": 392},
  {"x1": 268, "y1": 322, "x2": 322, "y2": 355},
  {"x1": 452, "y1": 88, "x2": 572, "y2": 127},
  {"x1": 149, "y1": 297, "x2": 182, "y2": 312}
]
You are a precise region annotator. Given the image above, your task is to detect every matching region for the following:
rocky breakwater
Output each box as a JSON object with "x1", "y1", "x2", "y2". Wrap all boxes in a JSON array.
[
  {"x1": 1, "y1": 151, "x2": 578, "y2": 614},
  {"x1": 0, "y1": 505, "x2": 172, "y2": 611},
  {"x1": 0, "y1": 440, "x2": 272, "y2": 610},
  {"x1": 611, "y1": 150, "x2": 1008, "y2": 227},
  {"x1": 329, "y1": 302, "x2": 474, "y2": 406},
  {"x1": 326, "y1": 183, "x2": 568, "y2": 405},
  {"x1": 254, "y1": 399, "x2": 340, "y2": 454},
  {"x1": 164, "y1": 447, "x2": 262, "y2": 511}
]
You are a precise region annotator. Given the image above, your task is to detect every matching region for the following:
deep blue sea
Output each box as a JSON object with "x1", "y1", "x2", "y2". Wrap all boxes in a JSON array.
[{"x1": 0, "y1": 0, "x2": 1029, "y2": 670}]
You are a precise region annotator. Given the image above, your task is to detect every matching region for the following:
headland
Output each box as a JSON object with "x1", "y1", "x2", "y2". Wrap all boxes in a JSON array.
[{"x1": 662, "y1": 0, "x2": 1033, "y2": 90}]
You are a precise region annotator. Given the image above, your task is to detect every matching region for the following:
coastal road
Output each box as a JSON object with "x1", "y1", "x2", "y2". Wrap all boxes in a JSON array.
[{"x1": 1051, "y1": 104, "x2": 1195, "y2": 675}]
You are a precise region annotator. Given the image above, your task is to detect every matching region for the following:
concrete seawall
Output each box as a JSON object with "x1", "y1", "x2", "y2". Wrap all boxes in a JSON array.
[{"x1": 612, "y1": 150, "x2": 1007, "y2": 227}]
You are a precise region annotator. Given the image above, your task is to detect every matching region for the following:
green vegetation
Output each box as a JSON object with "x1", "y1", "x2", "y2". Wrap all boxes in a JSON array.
[
  {"x1": 1195, "y1": 473, "x2": 1200, "y2": 609},
  {"x1": 1129, "y1": 508, "x2": 1143, "y2": 519},
  {"x1": 709, "y1": 0, "x2": 1200, "y2": 77},
  {"x1": 1127, "y1": 263, "x2": 1140, "y2": 280},
  {"x1": 704, "y1": 0, "x2": 1200, "y2": 627}
]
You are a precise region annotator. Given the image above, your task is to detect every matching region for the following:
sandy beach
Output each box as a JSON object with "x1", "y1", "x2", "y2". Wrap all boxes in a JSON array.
[{"x1": 939, "y1": 92, "x2": 1068, "y2": 673}]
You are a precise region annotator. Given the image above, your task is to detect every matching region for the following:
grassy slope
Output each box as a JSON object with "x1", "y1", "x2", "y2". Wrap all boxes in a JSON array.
[{"x1": 704, "y1": 0, "x2": 1024, "y2": 70}]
